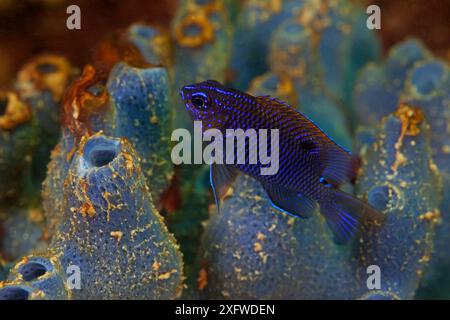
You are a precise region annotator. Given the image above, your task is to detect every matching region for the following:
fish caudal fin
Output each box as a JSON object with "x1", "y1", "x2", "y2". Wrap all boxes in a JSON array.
[{"x1": 320, "y1": 189, "x2": 384, "y2": 244}]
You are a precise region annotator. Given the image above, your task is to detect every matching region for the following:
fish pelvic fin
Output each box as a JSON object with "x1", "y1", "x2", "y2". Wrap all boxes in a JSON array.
[
  {"x1": 210, "y1": 164, "x2": 239, "y2": 215},
  {"x1": 320, "y1": 189, "x2": 384, "y2": 244}
]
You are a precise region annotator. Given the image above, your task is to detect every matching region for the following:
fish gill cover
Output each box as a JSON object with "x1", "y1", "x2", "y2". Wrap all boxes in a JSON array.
[{"x1": 0, "y1": 0, "x2": 449, "y2": 300}]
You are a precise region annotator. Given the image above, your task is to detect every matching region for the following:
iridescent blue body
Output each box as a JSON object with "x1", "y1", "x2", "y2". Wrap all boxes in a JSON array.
[{"x1": 181, "y1": 80, "x2": 383, "y2": 243}]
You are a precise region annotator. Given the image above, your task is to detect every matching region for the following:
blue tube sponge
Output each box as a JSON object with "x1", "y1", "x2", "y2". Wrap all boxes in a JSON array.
[
  {"x1": 353, "y1": 39, "x2": 450, "y2": 298},
  {"x1": 229, "y1": 0, "x2": 303, "y2": 90},
  {"x1": 1, "y1": 254, "x2": 68, "y2": 300},
  {"x1": 107, "y1": 62, "x2": 174, "y2": 204},
  {"x1": 127, "y1": 24, "x2": 172, "y2": 67},
  {"x1": 198, "y1": 174, "x2": 360, "y2": 299},
  {"x1": 268, "y1": 1, "x2": 380, "y2": 113},
  {"x1": 354, "y1": 39, "x2": 431, "y2": 126},
  {"x1": 0, "y1": 284, "x2": 40, "y2": 300},
  {"x1": 43, "y1": 129, "x2": 76, "y2": 235},
  {"x1": 44, "y1": 62, "x2": 174, "y2": 232},
  {"x1": 48, "y1": 135, "x2": 183, "y2": 299},
  {"x1": 6, "y1": 134, "x2": 184, "y2": 300},
  {"x1": 355, "y1": 104, "x2": 441, "y2": 299},
  {"x1": 401, "y1": 60, "x2": 450, "y2": 298}
]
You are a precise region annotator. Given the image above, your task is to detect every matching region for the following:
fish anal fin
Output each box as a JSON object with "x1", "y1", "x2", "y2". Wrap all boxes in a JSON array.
[{"x1": 263, "y1": 184, "x2": 316, "y2": 218}]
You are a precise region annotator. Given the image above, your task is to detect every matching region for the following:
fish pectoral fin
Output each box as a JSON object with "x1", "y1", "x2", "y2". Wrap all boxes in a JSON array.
[
  {"x1": 263, "y1": 184, "x2": 316, "y2": 218},
  {"x1": 210, "y1": 164, "x2": 239, "y2": 214},
  {"x1": 320, "y1": 145, "x2": 360, "y2": 187}
]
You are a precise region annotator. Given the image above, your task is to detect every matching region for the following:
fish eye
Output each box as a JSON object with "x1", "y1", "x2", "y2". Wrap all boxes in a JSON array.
[
  {"x1": 192, "y1": 97, "x2": 205, "y2": 108},
  {"x1": 191, "y1": 93, "x2": 207, "y2": 109}
]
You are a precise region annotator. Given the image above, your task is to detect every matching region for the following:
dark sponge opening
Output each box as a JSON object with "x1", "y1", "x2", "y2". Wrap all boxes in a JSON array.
[
  {"x1": 0, "y1": 95, "x2": 8, "y2": 116},
  {"x1": 37, "y1": 62, "x2": 59, "y2": 74},
  {"x1": 19, "y1": 262, "x2": 48, "y2": 281},
  {"x1": 84, "y1": 137, "x2": 120, "y2": 168},
  {"x1": 90, "y1": 148, "x2": 117, "y2": 167},
  {"x1": 0, "y1": 287, "x2": 30, "y2": 300},
  {"x1": 368, "y1": 185, "x2": 397, "y2": 212}
]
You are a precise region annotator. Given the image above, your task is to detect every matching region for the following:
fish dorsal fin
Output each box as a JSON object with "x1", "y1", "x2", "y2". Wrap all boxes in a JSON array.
[
  {"x1": 256, "y1": 95, "x2": 294, "y2": 109},
  {"x1": 210, "y1": 164, "x2": 239, "y2": 214},
  {"x1": 262, "y1": 183, "x2": 316, "y2": 218}
]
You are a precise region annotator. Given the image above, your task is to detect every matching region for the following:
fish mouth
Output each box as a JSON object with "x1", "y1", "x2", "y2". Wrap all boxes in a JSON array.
[
  {"x1": 179, "y1": 87, "x2": 192, "y2": 113},
  {"x1": 182, "y1": 84, "x2": 197, "y2": 91},
  {"x1": 180, "y1": 85, "x2": 195, "y2": 103}
]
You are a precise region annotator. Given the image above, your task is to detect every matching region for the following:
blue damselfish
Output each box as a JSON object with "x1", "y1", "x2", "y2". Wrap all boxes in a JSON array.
[{"x1": 181, "y1": 80, "x2": 383, "y2": 244}]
